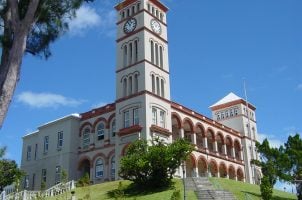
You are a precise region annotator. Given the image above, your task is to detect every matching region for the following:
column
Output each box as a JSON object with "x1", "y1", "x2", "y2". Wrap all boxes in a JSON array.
[
  {"x1": 231, "y1": 146, "x2": 235, "y2": 159},
  {"x1": 203, "y1": 137, "x2": 208, "y2": 149},
  {"x1": 192, "y1": 133, "x2": 197, "y2": 146},
  {"x1": 223, "y1": 144, "x2": 227, "y2": 157},
  {"x1": 193, "y1": 166, "x2": 198, "y2": 177},
  {"x1": 180, "y1": 128, "x2": 184, "y2": 138},
  {"x1": 214, "y1": 141, "x2": 218, "y2": 154}
]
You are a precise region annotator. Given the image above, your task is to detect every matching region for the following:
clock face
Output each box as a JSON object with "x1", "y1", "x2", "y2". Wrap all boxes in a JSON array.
[
  {"x1": 123, "y1": 18, "x2": 137, "y2": 34},
  {"x1": 150, "y1": 19, "x2": 161, "y2": 35}
]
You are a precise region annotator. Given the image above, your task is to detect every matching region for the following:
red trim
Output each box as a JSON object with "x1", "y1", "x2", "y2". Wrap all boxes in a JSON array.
[
  {"x1": 117, "y1": 27, "x2": 168, "y2": 44},
  {"x1": 79, "y1": 122, "x2": 93, "y2": 137},
  {"x1": 81, "y1": 103, "x2": 115, "y2": 121},
  {"x1": 211, "y1": 99, "x2": 256, "y2": 111},
  {"x1": 150, "y1": 125, "x2": 171, "y2": 137},
  {"x1": 118, "y1": 125, "x2": 143, "y2": 137},
  {"x1": 115, "y1": 0, "x2": 168, "y2": 13}
]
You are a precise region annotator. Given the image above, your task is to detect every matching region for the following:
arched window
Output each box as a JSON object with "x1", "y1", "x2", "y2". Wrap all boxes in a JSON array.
[
  {"x1": 123, "y1": 78, "x2": 127, "y2": 97},
  {"x1": 97, "y1": 123, "x2": 105, "y2": 140},
  {"x1": 95, "y1": 159, "x2": 104, "y2": 178},
  {"x1": 122, "y1": 11, "x2": 125, "y2": 19},
  {"x1": 161, "y1": 79, "x2": 165, "y2": 97},
  {"x1": 132, "y1": 6, "x2": 135, "y2": 15},
  {"x1": 134, "y1": 40, "x2": 138, "y2": 62},
  {"x1": 129, "y1": 43, "x2": 133, "y2": 65},
  {"x1": 83, "y1": 128, "x2": 90, "y2": 149},
  {"x1": 111, "y1": 156, "x2": 115, "y2": 178},
  {"x1": 159, "y1": 46, "x2": 163, "y2": 68},
  {"x1": 160, "y1": 13, "x2": 163, "y2": 21},
  {"x1": 111, "y1": 119, "x2": 116, "y2": 137},
  {"x1": 123, "y1": 46, "x2": 127, "y2": 67},
  {"x1": 137, "y1": 3, "x2": 140, "y2": 11},
  {"x1": 156, "y1": 10, "x2": 159, "y2": 18},
  {"x1": 156, "y1": 77, "x2": 160, "y2": 96},
  {"x1": 128, "y1": 76, "x2": 133, "y2": 95},
  {"x1": 151, "y1": 75, "x2": 155, "y2": 93},
  {"x1": 127, "y1": 9, "x2": 130, "y2": 17},
  {"x1": 152, "y1": 7, "x2": 154, "y2": 15},
  {"x1": 155, "y1": 43, "x2": 159, "y2": 66},
  {"x1": 134, "y1": 74, "x2": 138, "y2": 93},
  {"x1": 150, "y1": 41, "x2": 154, "y2": 63}
]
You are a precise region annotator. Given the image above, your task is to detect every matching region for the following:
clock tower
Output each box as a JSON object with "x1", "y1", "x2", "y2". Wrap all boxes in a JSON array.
[{"x1": 114, "y1": 0, "x2": 171, "y2": 178}]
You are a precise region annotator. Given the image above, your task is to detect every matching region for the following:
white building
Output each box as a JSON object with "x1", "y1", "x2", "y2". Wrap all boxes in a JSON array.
[{"x1": 20, "y1": 0, "x2": 261, "y2": 191}]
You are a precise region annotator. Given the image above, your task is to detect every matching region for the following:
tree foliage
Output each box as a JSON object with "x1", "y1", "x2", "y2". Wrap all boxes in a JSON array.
[
  {"x1": 0, "y1": 147, "x2": 24, "y2": 192},
  {"x1": 284, "y1": 134, "x2": 302, "y2": 199},
  {"x1": 0, "y1": 0, "x2": 94, "y2": 127},
  {"x1": 119, "y1": 138, "x2": 194, "y2": 188}
]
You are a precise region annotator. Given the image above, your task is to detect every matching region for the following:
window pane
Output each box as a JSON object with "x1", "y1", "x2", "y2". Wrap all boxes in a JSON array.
[{"x1": 152, "y1": 108, "x2": 157, "y2": 125}]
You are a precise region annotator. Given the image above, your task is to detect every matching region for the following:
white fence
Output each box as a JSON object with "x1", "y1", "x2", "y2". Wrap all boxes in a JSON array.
[{"x1": 0, "y1": 180, "x2": 75, "y2": 200}]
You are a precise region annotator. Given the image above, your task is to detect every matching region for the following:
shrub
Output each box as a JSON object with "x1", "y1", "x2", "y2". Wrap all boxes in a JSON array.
[{"x1": 260, "y1": 176, "x2": 273, "y2": 200}]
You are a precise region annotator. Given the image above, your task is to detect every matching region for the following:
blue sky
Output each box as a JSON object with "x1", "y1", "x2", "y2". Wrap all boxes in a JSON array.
[{"x1": 0, "y1": 0, "x2": 301, "y2": 192}]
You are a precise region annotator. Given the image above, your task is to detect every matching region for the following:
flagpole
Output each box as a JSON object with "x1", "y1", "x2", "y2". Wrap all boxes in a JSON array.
[{"x1": 243, "y1": 79, "x2": 255, "y2": 184}]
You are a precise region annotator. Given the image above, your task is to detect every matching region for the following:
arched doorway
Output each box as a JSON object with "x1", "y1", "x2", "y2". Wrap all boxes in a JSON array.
[
  {"x1": 198, "y1": 157, "x2": 207, "y2": 177},
  {"x1": 78, "y1": 158, "x2": 91, "y2": 179},
  {"x1": 209, "y1": 160, "x2": 218, "y2": 177},
  {"x1": 229, "y1": 165, "x2": 236, "y2": 180},
  {"x1": 219, "y1": 162, "x2": 227, "y2": 178},
  {"x1": 196, "y1": 124, "x2": 205, "y2": 150},
  {"x1": 185, "y1": 155, "x2": 196, "y2": 177},
  {"x1": 172, "y1": 113, "x2": 181, "y2": 141},
  {"x1": 206, "y1": 129, "x2": 215, "y2": 153},
  {"x1": 237, "y1": 168, "x2": 244, "y2": 181}
]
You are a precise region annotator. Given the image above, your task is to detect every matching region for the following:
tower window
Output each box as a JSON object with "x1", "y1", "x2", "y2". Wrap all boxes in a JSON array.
[
  {"x1": 155, "y1": 43, "x2": 159, "y2": 66},
  {"x1": 124, "y1": 111, "x2": 130, "y2": 128},
  {"x1": 160, "y1": 13, "x2": 164, "y2": 21},
  {"x1": 152, "y1": 108, "x2": 157, "y2": 125},
  {"x1": 151, "y1": 74, "x2": 155, "y2": 93},
  {"x1": 159, "y1": 110, "x2": 165, "y2": 128},
  {"x1": 132, "y1": 6, "x2": 135, "y2": 15},
  {"x1": 127, "y1": 9, "x2": 130, "y2": 17},
  {"x1": 137, "y1": 3, "x2": 140, "y2": 11},
  {"x1": 123, "y1": 46, "x2": 128, "y2": 67},
  {"x1": 156, "y1": 77, "x2": 160, "y2": 96},
  {"x1": 133, "y1": 108, "x2": 139, "y2": 125},
  {"x1": 159, "y1": 46, "x2": 163, "y2": 68},
  {"x1": 152, "y1": 7, "x2": 155, "y2": 15},
  {"x1": 129, "y1": 43, "x2": 133, "y2": 65},
  {"x1": 134, "y1": 74, "x2": 139, "y2": 93},
  {"x1": 123, "y1": 78, "x2": 127, "y2": 97},
  {"x1": 161, "y1": 79, "x2": 165, "y2": 98},
  {"x1": 147, "y1": 4, "x2": 150, "y2": 12},
  {"x1": 150, "y1": 41, "x2": 154, "y2": 63},
  {"x1": 134, "y1": 40, "x2": 138, "y2": 62},
  {"x1": 122, "y1": 11, "x2": 125, "y2": 19},
  {"x1": 128, "y1": 76, "x2": 133, "y2": 95},
  {"x1": 156, "y1": 10, "x2": 159, "y2": 18}
]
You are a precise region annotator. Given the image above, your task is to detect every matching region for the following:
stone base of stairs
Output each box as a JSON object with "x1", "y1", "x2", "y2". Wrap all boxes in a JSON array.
[{"x1": 185, "y1": 177, "x2": 236, "y2": 200}]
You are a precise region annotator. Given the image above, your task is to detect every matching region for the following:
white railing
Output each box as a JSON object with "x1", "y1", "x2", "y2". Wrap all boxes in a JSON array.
[{"x1": 0, "y1": 180, "x2": 75, "y2": 200}]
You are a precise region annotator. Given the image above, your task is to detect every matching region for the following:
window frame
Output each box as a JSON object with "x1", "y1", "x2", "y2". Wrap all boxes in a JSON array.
[
  {"x1": 57, "y1": 131, "x2": 63, "y2": 149},
  {"x1": 133, "y1": 108, "x2": 139, "y2": 125},
  {"x1": 44, "y1": 136, "x2": 49, "y2": 153},
  {"x1": 95, "y1": 158, "x2": 104, "y2": 178},
  {"x1": 83, "y1": 128, "x2": 90, "y2": 148},
  {"x1": 97, "y1": 123, "x2": 105, "y2": 141},
  {"x1": 124, "y1": 110, "x2": 130, "y2": 128}
]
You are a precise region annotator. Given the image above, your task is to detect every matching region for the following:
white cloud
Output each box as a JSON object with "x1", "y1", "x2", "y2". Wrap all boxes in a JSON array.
[
  {"x1": 17, "y1": 91, "x2": 84, "y2": 108},
  {"x1": 257, "y1": 133, "x2": 283, "y2": 148},
  {"x1": 68, "y1": 6, "x2": 101, "y2": 36}
]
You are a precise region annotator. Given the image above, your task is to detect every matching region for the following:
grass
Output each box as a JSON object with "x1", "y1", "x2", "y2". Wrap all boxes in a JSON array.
[
  {"x1": 209, "y1": 177, "x2": 297, "y2": 200},
  {"x1": 46, "y1": 179, "x2": 197, "y2": 200}
]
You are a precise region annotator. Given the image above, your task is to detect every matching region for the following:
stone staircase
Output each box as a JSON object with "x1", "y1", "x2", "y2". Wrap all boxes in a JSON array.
[{"x1": 185, "y1": 177, "x2": 236, "y2": 200}]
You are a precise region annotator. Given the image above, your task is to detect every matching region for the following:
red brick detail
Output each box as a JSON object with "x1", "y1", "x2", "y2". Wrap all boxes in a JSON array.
[
  {"x1": 81, "y1": 103, "x2": 115, "y2": 121},
  {"x1": 150, "y1": 125, "x2": 171, "y2": 137},
  {"x1": 107, "y1": 113, "x2": 116, "y2": 129},
  {"x1": 118, "y1": 125, "x2": 143, "y2": 137},
  {"x1": 93, "y1": 117, "x2": 108, "y2": 132},
  {"x1": 171, "y1": 112, "x2": 182, "y2": 129},
  {"x1": 182, "y1": 117, "x2": 195, "y2": 132}
]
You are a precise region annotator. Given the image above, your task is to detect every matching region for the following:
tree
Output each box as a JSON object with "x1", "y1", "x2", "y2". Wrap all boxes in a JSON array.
[
  {"x1": 252, "y1": 139, "x2": 287, "y2": 199},
  {"x1": 119, "y1": 138, "x2": 194, "y2": 188},
  {"x1": 0, "y1": 0, "x2": 94, "y2": 127},
  {"x1": 284, "y1": 134, "x2": 302, "y2": 199},
  {"x1": 0, "y1": 147, "x2": 24, "y2": 192}
]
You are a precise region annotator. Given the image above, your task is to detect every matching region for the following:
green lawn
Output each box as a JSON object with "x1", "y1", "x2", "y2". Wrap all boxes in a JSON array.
[
  {"x1": 47, "y1": 179, "x2": 197, "y2": 200},
  {"x1": 209, "y1": 177, "x2": 297, "y2": 200}
]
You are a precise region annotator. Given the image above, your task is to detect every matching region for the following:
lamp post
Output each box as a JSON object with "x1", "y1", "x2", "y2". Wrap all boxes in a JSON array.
[{"x1": 182, "y1": 161, "x2": 186, "y2": 200}]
